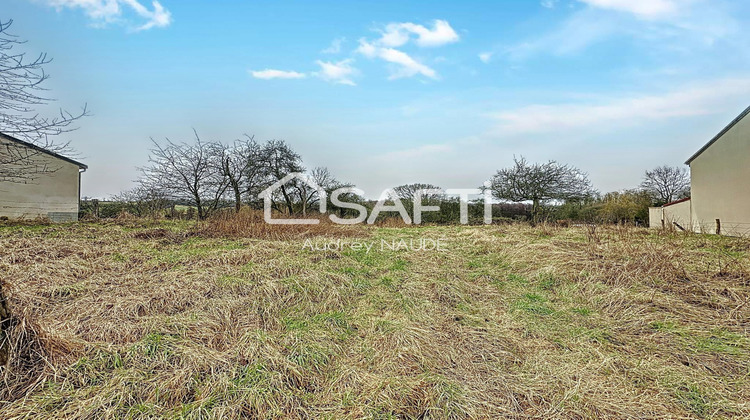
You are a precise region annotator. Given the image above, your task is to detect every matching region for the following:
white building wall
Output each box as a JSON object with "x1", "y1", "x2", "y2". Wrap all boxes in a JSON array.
[
  {"x1": 689, "y1": 111, "x2": 750, "y2": 236},
  {"x1": 649, "y1": 207, "x2": 663, "y2": 229},
  {"x1": 663, "y1": 200, "x2": 692, "y2": 231},
  {"x1": 0, "y1": 138, "x2": 82, "y2": 221},
  {"x1": 649, "y1": 200, "x2": 693, "y2": 231}
]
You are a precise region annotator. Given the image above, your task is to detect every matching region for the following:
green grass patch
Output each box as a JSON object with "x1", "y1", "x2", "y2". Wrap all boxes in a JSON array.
[
  {"x1": 674, "y1": 383, "x2": 712, "y2": 418},
  {"x1": 512, "y1": 293, "x2": 554, "y2": 316}
]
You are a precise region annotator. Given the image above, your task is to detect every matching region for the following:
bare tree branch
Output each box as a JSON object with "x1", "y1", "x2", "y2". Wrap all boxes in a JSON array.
[
  {"x1": 489, "y1": 156, "x2": 595, "y2": 222},
  {"x1": 257, "y1": 140, "x2": 304, "y2": 215},
  {"x1": 393, "y1": 183, "x2": 444, "y2": 202},
  {"x1": 139, "y1": 131, "x2": 230, "y2": 220},
  {"x1": 640, "y1": 165, "x2": 690, "y2": 205},
  {"x1": 214, "y1": 135, "x2": 263, "y2": 213},
  {"x1": 0, "y1": 19, "x2": 88, "y2": 182}
]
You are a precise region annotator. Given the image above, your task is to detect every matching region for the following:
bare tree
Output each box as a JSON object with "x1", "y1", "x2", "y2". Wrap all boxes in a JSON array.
[
  {"x1": 640, "y1": 165, "x2": 690, "y2": 205},
  {"x1": 139, "y1": 132, "x2": 230, "y2": 220},
  {"x1": 393, "y1": 183, "x2": 444, "y2": 202},
  {"x1": 0, "y1": 19, "x2": 87, "y2": 181},
  {"x1": 215, "y1": 135, "x2": 263, "y2": 213},
  {"x1": 258, "y1": 140, "x2": 304, "y2": 214},
  {"x1": 489, "y1": 156, "x2": 595, "y2": 222},
  {"x1": 295, "y1": 166, "x2": 352, "y2": 215}
]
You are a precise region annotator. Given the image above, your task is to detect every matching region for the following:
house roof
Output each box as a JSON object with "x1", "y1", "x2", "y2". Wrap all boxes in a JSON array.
[
  {"x1": 0, "y1": 132, "x2": 88, "y2": 170},
  {"x1": 685, "y1": 105, "x2": 750, "y2": 165},
  {"x1": 662, "y1": 197, "x2": 690, "y2": 208}
]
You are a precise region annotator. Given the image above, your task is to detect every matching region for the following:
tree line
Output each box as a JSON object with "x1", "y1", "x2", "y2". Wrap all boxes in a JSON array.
[
  {"x1": 101, "y1": 134, "x2": 690, "y2": 225},
  {"x1": 487, "y1": 157, "x2": 690, "y2": 225},
  {"x1": 114, "y1": 132, "x2": 356, "y2": 220}
]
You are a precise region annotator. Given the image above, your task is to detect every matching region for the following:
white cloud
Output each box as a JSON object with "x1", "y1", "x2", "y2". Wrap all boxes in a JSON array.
[
  {"x1": 379, "y1": 24, "x2": 411, "y2": 48},
  {"x1": 541, "y1": 0, "x2": 558, "y2": 8},
  {"x1": 121, "y1": 0, "x2": 170, "y2": 30},
  {"x1": 379, "y1": 48, "x2": 437, "y2": 79},
  {"x1": 251, "y1": 61, "x2": 358, "y2": 85},
  {"x1": 378, "y1": 20, "x2": 460, "y2": 48},
  {"x1": 43, "y1": 0, "x2": 172, "y2": 30},
  {"x1": 504, "y1": 0, "x2": 739, "y2": 62},
  {"x1": 315, "y1": 59, "x2": 357, "y2": 85},
  {"x1": 505, "y1": 9, "x2": 620, "y2": 59},
  {"x1": 322, "y1": 37, "x2": 345, "y2": 54},
  {"x1": 478, "y1": 52, "x2": 493, "y2": 63},
  {"x1": 353, "y1": 19, "x2": 457, "y2": 81},
  {"x1": 401, "y1": 20, "x2": 460, "y2": 47},
  {"x1": 356, "y1": 39, "x2": 378, "y2": 57},
  {"x1": 489, "y1": 78, "x2": 750, "y2": 135},
  {"x1": 578, "y1": 0, "x2": 681, "y2": 19},
  {"x1": 357, "y1": 40, "x2": 437, "y2": 80},
  {"x1": 250, "y1": 69, "x2": 307, "y2": 80}
]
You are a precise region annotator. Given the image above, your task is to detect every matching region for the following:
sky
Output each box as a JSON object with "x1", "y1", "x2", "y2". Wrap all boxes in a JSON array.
[{"x1": 4, "y1": 0, "x2": 750, "y2": 198}]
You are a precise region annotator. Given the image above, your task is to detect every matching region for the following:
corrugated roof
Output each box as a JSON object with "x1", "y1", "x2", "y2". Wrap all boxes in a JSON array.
[
  {"x1": 0, "y1": 132, "x2": 88, "y2": 170},
  {"x1": 685, "y1": 105, "x2": 750, "y2": 165}
]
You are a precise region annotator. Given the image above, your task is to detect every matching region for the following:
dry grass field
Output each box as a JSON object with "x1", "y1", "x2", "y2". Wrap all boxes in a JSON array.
[{"x1": 1, "y1": 217, "x2": 749, "y2": 419}]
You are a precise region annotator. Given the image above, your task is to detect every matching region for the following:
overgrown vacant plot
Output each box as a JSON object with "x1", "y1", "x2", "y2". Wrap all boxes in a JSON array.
[{"x1": 1, "y1": 221, "x2": 749, "y2": 418}]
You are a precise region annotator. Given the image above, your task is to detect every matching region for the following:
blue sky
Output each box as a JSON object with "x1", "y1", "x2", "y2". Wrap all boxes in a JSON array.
[{"x1": 5, "y1": 0, "x2": 750, "y2": 198}]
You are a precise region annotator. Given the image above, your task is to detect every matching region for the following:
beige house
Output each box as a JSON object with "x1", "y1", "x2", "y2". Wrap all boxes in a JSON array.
[
  {"x1": 685, "y1": 105, "x2": 750, "y2": 236},
  {"x1": 0, "y1": 133, "x2": 87, "y2": 222},
  {"x1": 650, "y1": 105, "x2": 750, "y2": 236}
]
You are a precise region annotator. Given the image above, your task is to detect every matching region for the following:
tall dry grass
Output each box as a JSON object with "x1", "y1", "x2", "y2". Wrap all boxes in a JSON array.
[
  {"x1": 0, "y1": 221, "x2": 747, "y2": 418},
  {"x1": 196, "y1": 208, "x2": 366, "y2": 239}
]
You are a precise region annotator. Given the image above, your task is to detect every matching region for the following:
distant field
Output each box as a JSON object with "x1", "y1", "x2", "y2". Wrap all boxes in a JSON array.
[{"x1": 1, "y1": 221, "x2": 748, "y2": 418}]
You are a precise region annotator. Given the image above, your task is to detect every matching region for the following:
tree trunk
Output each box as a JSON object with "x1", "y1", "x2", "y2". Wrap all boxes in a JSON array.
[
  {"x1": 195, "y1": 195, "x2": 204, "y2": 220},
  {"x1": 531, "y1": 198, "x2": 540, "y2": 226},
  {"x1": 233, "y1": 186, "x2": 241, "y2": 213},
  {"x1": 0, "y1": 282, "x2": 10, "y2": 366},
  {"x1": 280, "y1": 186, "x2": 294, "y2": 215},
  {"x1": 302, "y1": 191, "x2": 307, "y2": 217}
]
